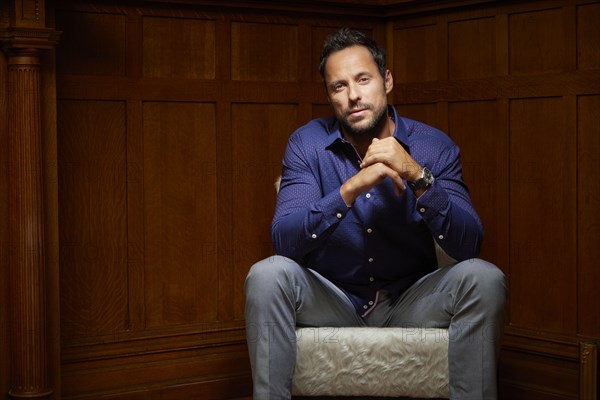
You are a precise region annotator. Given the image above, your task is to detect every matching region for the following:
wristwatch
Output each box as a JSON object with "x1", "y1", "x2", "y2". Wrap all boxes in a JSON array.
[{"x1": 408, "y1": 167, "x2": 434, "y2": 191}]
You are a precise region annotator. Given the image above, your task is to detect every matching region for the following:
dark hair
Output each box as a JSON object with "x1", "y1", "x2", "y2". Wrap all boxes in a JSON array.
[{"x1": 319, "y1": 28, "x2": 387, "y2": 81}]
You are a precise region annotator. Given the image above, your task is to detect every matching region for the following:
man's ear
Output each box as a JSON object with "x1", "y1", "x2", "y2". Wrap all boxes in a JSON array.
[{"x1": 385, "y1": 69, "x2": 394, "y2": 94}]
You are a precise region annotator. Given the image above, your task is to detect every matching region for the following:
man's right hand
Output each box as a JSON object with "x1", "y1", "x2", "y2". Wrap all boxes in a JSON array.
[{"x1": 340, "y1": 162, "x2": 405, "y2": 206}]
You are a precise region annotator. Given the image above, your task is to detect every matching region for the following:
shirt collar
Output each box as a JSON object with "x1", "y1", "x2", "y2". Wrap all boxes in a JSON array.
[{"x1": 324, "y1": 105, "x2": 410, "y2": 150}]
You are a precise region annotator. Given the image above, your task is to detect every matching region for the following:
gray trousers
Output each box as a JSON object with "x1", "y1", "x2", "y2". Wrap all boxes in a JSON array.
[{"x1": 245, "y1": 256, "x2": 506, "y2": 400}]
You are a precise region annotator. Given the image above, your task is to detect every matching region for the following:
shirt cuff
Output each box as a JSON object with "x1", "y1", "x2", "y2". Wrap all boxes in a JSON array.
[
  {"x1": 415, "y1": 182, "x2": 449, "y2": 220},
  {"x1": 306, "y1": 189, "x2": 351, "y2": 240},
  {"x1": 324, "y1": 188, "x2": 351, "y2": 217}
]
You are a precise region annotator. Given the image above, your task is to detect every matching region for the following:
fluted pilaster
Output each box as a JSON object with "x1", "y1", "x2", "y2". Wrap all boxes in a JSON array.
[
  {"x1": 6, "y1": 49, "x2": 53, "y2": 400},
  {"x1": 2, "y1": 2, "x2": 61, "y2": 397}
]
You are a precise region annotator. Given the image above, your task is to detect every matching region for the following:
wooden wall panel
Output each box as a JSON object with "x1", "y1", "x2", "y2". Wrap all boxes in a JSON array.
[
  {"x1": 448, "y1": 100, "x2": 509, "y2": 270},
  {"x1": 55, "y1": 4, "x2": 249, "y2": 398},
  {"x1": 577, "y1": 95, "x2": 600, "y2": 338},
  {"x1": 509, "y1": 97, "x2": 577, "y2": 335},
  {"x1": 448, "y1": 17, "x2": 496, "y2": 79},
  {"x1": 231, "y1": 22, "x2": 298, "y2": 81},
  {"x1": 577, "y1": 2, "x2": 600, "y2": 70},
  {"x1": 509, "y1": 8, "x2": 566, "y2": 74},
  {"x1": 142, "y1": 101, "x2": 218, "y2": 328},
  {"x1": 142, "y1": 17, "x2": 216, "y2": 79},
  {"x1": 499, "y1": 348, "x2": 579, "y2": 399},
  {"x1": 312, "y1": 103, "x2": 334, "y2": 120},
  {"x1": 56, "y1": 11, "x2": 127, "y2": 76},
  {"x1": 390, "y1": 2, "x2": 599, "y2": 397},
  {"x1": 58, "y1": 100, "x2": 129, "y2": 339},
  {"x1": 54, "y1": 2, "x2": 385, "y2": 398},
  {"x1": 392, "y1": 23, "x2": 438, "y2": 83},
  {"x1": 231, "y1": 103, "x2": 298, "y2": 319}
]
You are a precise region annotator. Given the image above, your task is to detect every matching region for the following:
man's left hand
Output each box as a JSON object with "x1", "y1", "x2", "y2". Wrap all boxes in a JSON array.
[{"x1": 360, "y1": 137, "x2": 422, "y2": 182}]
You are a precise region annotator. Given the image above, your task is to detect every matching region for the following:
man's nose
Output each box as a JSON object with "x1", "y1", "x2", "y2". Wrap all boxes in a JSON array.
[{"x1": 347, "y1": 82, "x2": 361, "y2": 102}]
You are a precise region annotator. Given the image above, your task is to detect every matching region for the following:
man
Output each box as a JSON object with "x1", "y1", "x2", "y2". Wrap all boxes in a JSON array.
[{"x1": 245, "y1": 28, "x2": 506, "y2": 400}]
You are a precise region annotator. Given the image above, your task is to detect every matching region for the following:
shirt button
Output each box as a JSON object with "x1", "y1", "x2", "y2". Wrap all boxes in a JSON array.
[
  {"x1": 367, "y1": 228, "x2": 373, "y2": 233},
  {"x1": 311, "y1": 233, "x2": 317, "y2": 239},
  {"x1": 419, "y1": 207, "x2": 426, "y2": 213},
  {"x1": 336, "y1": 212, "x2": 342, "y2": 219},
  {"x1": 369, "y1": 277, "x2": 375, "y2": 282},
  {"x1": 365, "y1": 193, "x2": 371, "y2": 199},
  {"x1": 363, "y1": 305, "x2": 368, "y2": 309},
  {"x1": 368, "y1": 257, "x2": 374, "y2": 263},
  {"x1": 438, "y1": 234, "x2": 444, "y2": 240},
  {"x1": 368, "y1": 301, "x2": 374, "y2": 305}
]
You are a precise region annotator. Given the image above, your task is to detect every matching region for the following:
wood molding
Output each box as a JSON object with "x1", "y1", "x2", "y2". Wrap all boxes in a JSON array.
[
  {"x1": 0, "y1": 0, "x2": 61, "y2": 52},
  {"x1": 0, "y1": 2, "x2": 9, "y2": 27},
  {"x1": 500, "y1": 327, "x2": 595, "y2": 398},
  {"x1": 76, "y1": 0, "x2": 507, "y2": 18},
  {"x1": 503, "y1": 325, "x2": 581, "y2": 361},
  {"x1": 10, "y1": 0, "x2": 45, "y2": 28},
  {"x1": 73, "y1": 0, "x2": 385, "y2": 17},
  {"x1": 61, "y1": 325, "x2": 247, "y2": 363},
  {"x1": 580, "y1": 341, "x2": 598, "y2": 400},
  {"x1": 394, "y1": 70, "x2": 600, "y2": 104},
  {"x1": 60, "y1": 342, "x2": 252, "y2": 399},
  {"x1": 0, "y1": 27, "x2": 60, "y2": 51}
]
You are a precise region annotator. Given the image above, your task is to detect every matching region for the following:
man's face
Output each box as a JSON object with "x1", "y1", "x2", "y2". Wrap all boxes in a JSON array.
[{"x1": 324, "y1": 45, "x2": 393, "y2": 138}]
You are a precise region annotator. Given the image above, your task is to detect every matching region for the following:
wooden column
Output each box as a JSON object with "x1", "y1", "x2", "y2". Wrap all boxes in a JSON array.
[
  {"x1": 1, "y1": 1, "x2": 60, "y2": 398},
  {"x1": 5, "y1": 47, "x2": 52, "y2": 400}
]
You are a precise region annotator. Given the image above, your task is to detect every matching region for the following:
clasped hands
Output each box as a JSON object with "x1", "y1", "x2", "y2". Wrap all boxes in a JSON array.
[{"x1": 340, "y1": 137, "x2": 422, "y2": 206}]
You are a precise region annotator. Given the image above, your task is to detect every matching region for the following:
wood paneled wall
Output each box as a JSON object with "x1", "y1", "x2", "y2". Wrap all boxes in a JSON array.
[
  {"x1": 0, "y1": 0, "x2": 595, "y2": 399},
  {"x1": 53, "y1": 1, "x2": 383, "y2": 398},
  {"x1": 391, "y1": 1, "x2": 600, "y2": 397}
]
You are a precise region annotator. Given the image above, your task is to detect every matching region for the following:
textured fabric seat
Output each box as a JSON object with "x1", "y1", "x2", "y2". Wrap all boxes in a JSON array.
[{"x1": 292, "y1": 326, "x2": 449, "y2": 398}]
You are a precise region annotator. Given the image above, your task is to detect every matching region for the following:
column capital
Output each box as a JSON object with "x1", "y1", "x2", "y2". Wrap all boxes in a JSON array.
[
  {"x1": 0, "y1": 26, "x2": 61, "y2": 54},
  {"x1": 0, "y1": 0, "x2": 61, "y2": 54}
]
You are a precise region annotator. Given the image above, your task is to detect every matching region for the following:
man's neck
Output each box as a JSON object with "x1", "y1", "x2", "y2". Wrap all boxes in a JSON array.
[{"x1": 344, "y1": 116, "x2": 395, "y2": 158}]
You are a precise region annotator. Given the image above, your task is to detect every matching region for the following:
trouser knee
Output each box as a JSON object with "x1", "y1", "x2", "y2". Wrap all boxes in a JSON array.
[
  {"x1": 459, "y1": 259, "x2": 505, "y2": 295},
  {"x1": 453, "y1": 259, "x2": 507, "y2": 320},
  {"x1": 244, "y1": 256, "x2": 299, "y2": 344},
  {"x1": 450, "y1": 260, "x2": 506, "y2": 344},
  {"x1": 245, "y1": 255, "x2": 299, "y2": 297}
]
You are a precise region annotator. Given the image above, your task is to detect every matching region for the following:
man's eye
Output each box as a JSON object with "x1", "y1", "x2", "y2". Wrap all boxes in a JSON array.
[{"x1": 333, "y1": 84, "x2": 344, "y2": 92}]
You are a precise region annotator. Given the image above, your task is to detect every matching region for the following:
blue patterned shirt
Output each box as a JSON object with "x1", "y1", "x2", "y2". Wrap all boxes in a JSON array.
[{"x1": 271, "y1": 106, "x2": 483, "y2": 316}]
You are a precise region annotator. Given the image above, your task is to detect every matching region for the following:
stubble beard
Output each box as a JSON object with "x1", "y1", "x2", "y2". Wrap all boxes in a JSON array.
[{"x1": 340, "y1": 102, "x2": 388, "y2": 141}]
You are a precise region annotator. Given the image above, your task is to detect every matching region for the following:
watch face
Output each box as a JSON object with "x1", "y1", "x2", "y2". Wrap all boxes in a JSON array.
[
  {"x1": 423, "y1": 167, "x2": 434, "y2": 184},
  {"x1": 409, "y1": 167, "x2": 434, "y2": 191}
]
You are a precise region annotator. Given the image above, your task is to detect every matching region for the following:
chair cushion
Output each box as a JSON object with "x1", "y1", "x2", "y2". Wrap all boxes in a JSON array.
[{"x1": 292, "y1": 327, "x2": 449, "y2": 398}]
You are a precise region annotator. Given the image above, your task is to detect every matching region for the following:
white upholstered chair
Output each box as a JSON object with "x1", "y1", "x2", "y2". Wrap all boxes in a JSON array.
[
  {"x1": 291, "y1": 241, "x2": 454, "y2": 398},
  {"x1": 292, "y1": 327, "x2": 449, "y2": 398},
  {"x1": 274, "y1": 177, "x2": 452, "y2": 398}
]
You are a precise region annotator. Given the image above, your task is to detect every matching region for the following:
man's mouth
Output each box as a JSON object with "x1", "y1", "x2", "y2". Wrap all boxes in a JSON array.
[{"x1": 348, "y1": 107, "x2": 369, "y2": 116}]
